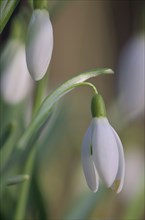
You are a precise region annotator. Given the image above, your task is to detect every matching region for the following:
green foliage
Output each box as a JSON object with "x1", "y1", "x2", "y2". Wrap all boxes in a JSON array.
[{"x1": 0, "y1": 0, "x2": 20, "y2": 33}]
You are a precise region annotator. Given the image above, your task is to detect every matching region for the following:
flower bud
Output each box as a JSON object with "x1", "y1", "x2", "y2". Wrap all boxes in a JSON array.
[{"x1": 26, "y1": 9, "x2": 53, "y2": 81}]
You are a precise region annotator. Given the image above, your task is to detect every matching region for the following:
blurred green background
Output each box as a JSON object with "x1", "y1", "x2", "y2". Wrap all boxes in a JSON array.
[{"x1": 0, "y1": 0, "x2": 144, "y2": 219}]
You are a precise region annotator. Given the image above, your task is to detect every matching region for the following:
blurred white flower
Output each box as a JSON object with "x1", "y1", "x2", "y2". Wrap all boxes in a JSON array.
[
  {"x1": 82, "y1": 118, "x2": 125, "y2": 193},
  {"x1": 0, "y1": 40, "x2": 33, "y2": 104},
  {"x1": 118, "y1": 34, "x2": 145, "y2": 121},
  {"x1": 25, "y1": 9, "x2": 53, "y2": 81}
]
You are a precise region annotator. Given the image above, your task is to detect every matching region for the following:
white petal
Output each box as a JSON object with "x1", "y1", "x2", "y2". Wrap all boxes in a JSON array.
[
  {"x1": 82, "y1": 121, "x2": 99, "y2": 192},
  {"x1": 1, "y1": 41, "x2": 33, "y2": 104},
  {"x1": 111, "y1": 127, "x2": 125, "y2": 193},
  {"x1": 26, "y1": 9, "x2": 53, "y2": 81},
  {"x1": 92, "y1": 118, "x2": 119, "y2": 187}
]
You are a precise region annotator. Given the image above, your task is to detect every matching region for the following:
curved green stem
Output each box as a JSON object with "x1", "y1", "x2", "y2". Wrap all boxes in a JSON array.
[{"x1": 73, "y1": 82, "x2": 98, "y2": 94}]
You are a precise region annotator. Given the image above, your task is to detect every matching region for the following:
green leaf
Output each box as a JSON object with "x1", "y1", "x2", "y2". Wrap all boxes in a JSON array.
[
  {"x1": 29, "y1": 170, "x2": 48, "y2": 220},
  {"x1": 0, "y1": 121, "x2": 17, "y2": 173},
  {"x1": 0, "y1": 122, "x2": 15, "y2": 149},
  {"x1": 0, "y1": 0, "x2": 20, "y2": 34},
  {"x1": 5, "y1": 68, "x2": 113, "y2": 169}
]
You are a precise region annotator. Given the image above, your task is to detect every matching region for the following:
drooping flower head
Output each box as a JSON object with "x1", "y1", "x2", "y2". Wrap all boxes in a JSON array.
[
  {"x1": 26, "y1": 9, "x2": 53, "y2": 81},
  {"x1": 82, "y1": 94, "x2": 125, "y2": 193}
]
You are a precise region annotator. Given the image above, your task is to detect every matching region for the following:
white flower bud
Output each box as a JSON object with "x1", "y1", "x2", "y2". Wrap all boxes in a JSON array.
[
  {"x1": 0, "y1": 40, "x2": 33, "y2": 104},
  {"x1": 25, "y1": 9, "x2": 53, "y2": 81}
]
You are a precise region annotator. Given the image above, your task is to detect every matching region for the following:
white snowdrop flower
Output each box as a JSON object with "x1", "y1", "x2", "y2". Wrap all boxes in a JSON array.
[
  {"x1": 26, "y1": 9, "x2": 53, "y2": 81},
  {"x1": 0, "y1": 40, "x2": 33, "y2": 104},
  {"x1": 118, "y1": 34, "x2": 145, "y2": 121},
  {"x1": 82, "y1": 94, "x2": 125, "y2": 193}
]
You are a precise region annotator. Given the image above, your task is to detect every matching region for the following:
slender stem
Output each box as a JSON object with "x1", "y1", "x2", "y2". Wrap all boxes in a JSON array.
[
  {"x1": 14, "y1": 75, "x2": 47, "y2": 219},
  {"x1": 14, "y1": 148, "x2": 36, "y2": 220},
  {"x1": 33, "y1": 74, "x2": 48, "y2": 115},
  {"x1": 75, "y1": 82, "x2": 98, "y2": 94}
]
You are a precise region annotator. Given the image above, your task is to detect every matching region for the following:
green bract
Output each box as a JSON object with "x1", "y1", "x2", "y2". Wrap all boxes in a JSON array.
[{"x1": 91, "y1": 94, "x2": 107, "y2": 118}]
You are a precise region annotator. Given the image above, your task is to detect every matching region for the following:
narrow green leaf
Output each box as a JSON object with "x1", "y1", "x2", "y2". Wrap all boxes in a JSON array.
[
  {"x1": 0, "y1": 0, "x2": 7, "y2": 12},
  {"x1": 0, "y1": 121, "x2": 17, "y2": 173},
  {"x1": 0, "y1": 122, "x2": 16, "y2": 149},
  {"x1": 29, "y1": 170, "x2": 48, "y2": 220},
  {"x1": 0, "y1": 0, "x2": 20, "y2": 33}
]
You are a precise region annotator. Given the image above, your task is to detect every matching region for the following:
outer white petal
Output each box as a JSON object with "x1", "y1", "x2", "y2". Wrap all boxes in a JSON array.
[
  {"x1": 82, "y1": 121, "x2": 99, "y2": 192},
  {"x1": 1, "y1": 42, "x2": 33, "y2": 104},
  {"x1": 111, "y1": 127, "x2": 125, "y2": 193},
  {"x1": 26, "y1": 9, "x2": 53, "y2": 81},
  {"x1": 92, "y1": 118, "x2": 119, "y2": 187}
]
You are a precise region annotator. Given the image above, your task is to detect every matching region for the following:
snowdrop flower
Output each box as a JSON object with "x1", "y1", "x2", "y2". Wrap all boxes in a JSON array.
[
  {"x1": 118, "y1": 34, "x2": 144, "y2": 121},
  {"x1": 82, "y1": 94, "x2": 125, "y2": 193},
  {"x1": 0, "y1": 40, "x2": 33, "y2": 104},
  {"x1": 26, "y1": 9, "x2": 53, "y2": 81}
]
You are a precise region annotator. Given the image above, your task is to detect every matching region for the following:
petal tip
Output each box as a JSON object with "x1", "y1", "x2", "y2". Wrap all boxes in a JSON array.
[
  {"x1": 92, "y1": 188, "x2": 98, "y2": 193},
  {"x1": 112, "y1": 179, "x2": 122, "y2": 194},
  {"x1": 87, "y1": 180, "x2": 99, "y2": 193}
]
